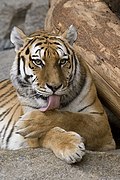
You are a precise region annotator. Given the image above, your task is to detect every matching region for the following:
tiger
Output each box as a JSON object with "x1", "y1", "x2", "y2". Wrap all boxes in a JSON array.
[{"x1": 0, "y1": 25, "x2": 115, "y2": 164}]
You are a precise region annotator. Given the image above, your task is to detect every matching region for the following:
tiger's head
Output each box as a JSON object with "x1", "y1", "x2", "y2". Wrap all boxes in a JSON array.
[{"x1": 10, "y1": 26, "x2": 85, "y2": 111}]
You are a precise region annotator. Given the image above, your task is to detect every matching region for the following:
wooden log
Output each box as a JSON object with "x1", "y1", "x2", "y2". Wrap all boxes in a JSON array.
[{"x1": 45, "y1": 0, "x2": 120, "y2": 118}]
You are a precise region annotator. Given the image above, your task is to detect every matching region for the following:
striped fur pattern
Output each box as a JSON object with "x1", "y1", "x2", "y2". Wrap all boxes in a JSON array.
[
  {"x1": 0, "y1": 80, "x2": 27, "y2": 149},
  {"x1": 0, "y1": 26, "x2": 115, "y2": 163}
]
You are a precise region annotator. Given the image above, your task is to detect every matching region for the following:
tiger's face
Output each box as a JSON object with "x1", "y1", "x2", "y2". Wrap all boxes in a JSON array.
[
  {"x1": 22, "y1": 35, "x2": 74, "y2": 97},
  {"x1": 10, "y1": 26, "x2": 83, "y2": 110}
]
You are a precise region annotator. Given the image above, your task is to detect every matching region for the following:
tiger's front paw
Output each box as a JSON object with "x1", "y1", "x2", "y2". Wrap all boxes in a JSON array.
[
  {"x1": 45, "y1": 127, "x2": 85, "y2": 164},
  {"x1": 15, "y1": 110, "x2": 53, "y2": 138}
]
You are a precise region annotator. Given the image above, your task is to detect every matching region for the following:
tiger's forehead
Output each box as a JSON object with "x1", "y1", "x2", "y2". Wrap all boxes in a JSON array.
[{"x1": 28, "y1": 35, "x2": 69, "y2": 59}]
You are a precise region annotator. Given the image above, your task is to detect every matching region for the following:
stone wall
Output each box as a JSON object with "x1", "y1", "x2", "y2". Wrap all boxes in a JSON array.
[{"x1": 0, "y1": 0, "x2": 49, "y2": 51}]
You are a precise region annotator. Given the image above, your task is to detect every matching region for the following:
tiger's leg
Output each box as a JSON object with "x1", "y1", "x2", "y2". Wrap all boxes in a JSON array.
[
  {"x1": 16, "y1": 111, "x2": 85, "y2": 163},
  {"x1": 15, "y1": 110, "x2": 115, "y2": 154}
]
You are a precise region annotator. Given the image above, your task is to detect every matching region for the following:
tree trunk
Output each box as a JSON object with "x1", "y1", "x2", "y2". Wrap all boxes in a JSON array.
[{"x1": 45, "y1": 0, "x2": 120, "y2": 118}]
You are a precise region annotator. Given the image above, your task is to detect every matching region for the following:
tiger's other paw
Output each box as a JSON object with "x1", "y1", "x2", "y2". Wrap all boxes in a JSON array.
[{"x1": 44, "y1": 127, "x2": 85, "y2": 164}]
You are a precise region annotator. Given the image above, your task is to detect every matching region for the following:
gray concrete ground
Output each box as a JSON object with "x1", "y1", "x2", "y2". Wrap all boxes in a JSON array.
[{"x1": 1, "y1": 147, "x2": 120, "y2": 180}]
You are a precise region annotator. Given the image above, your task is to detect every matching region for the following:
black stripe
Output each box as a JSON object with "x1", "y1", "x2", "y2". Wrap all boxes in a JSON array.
[
  {"x1": 25, "y1": 48, "x2": 29, "y2": 55},
  {"x1": 40, "y1": 46, "x2": 46, "y2": 50},
  {"x1": 0, "y1": 125, "x2": 5, "y2": 135},
  {"x1": 32, "y1": 77, "x2": 37, "y2": 83},
  {"x1": 0, "y1": 94, "x2": 17, "y2": 108},
  {"x1": 0, "y1": 87, "x2": 15, "y2": 101},
  {"x1": 42, "y1": 35, "x2": 48, "y2": 39},
  {"x1": 90, "y1": 111, "x2": 104, "y2": 115},
  {"x1": 31, "y1": 55, "x2": 38, "y2": 58},
  {"x1": 68, "y1": 58, "x2": 74, "y2": 83},
  {"x1": 78, "y1": 59, "x2": 87, "y2": 92},
  {"x1": 29, "y1": 63, "x2": 34, "y2": 69},
  {"x1": 21, "y1": 56, "x2": 26, "y2": 74},
  {"x1": 21, "y1": 56, "x2": 32, "y2": 83},
  {"x1": 58, "y1": 39, "x2": 71, "y2": 55},
  {"x1": 35, "y1": 42, "x2": 43, "y2": 47},
  {"x1": 6, "y1": 126, "x2": 14, "y2": 147},
  {"x1": 44, "y1": 48, "x2": 47, "y2": 58},
  {"x1": 78, "y1": 96, "x2": 97, "y2": 112},
  {"x1": 0, "y1": 107, "x2": 13, "y2": 121},
  {"x1": 1, "y1": 103, "x2": 20, "y2": 145},
  {"x1": 0, "y1": 80, "x2": 11, "y2": 91},
  {"x1": 73, "y1": 52, "x2": 77, "y2": 69},
  {"x1": 22, "y1": 39, "x2": 35, "y2": 51},
  {"x1": 54, "y1": 42, "x2": 61, "y2": 46},
  {"x1": 57, "y1": 46, "x2": 65, "y2": 53},
  {"x1": 29, "y1": 56, "x2": 33, "y2": 62},
  {"x1": 1, "y1": 107, "x2": 15, "y2": 142},
  {"x1": 35, "y1": 49, "x2": 41, "y2": 54},
  {"x1": 0, "y1": 79, "x2": 9, "y2": 84},
  {"x1": 6, "y1": 104, "x2": 21, "y2": 146},
  {"x1": 17, "y1": 52, "x2": 21, "y2": 75},
  {"x1": 69, "y1": 53, "x2": 77, "y2": 82},
  {"x1": 24, "y1": 75, "x2": 33, "y2": 83}
]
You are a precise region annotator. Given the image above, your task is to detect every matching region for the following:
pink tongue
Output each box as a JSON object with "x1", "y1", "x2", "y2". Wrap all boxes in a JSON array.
[{"x1": 39, "y1": 95, "x2": 60, "y2": 112}]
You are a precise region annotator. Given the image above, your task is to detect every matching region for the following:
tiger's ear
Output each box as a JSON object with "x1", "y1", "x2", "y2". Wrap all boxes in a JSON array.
[
  {"x1": 62, "y1": 25, "x2": 77, "y2": 45},
  {"x1": 10, "y1": 27, "x2": 26, "y2": 51}
]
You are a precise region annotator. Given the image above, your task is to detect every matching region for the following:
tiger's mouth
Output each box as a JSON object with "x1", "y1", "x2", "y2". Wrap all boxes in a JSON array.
[
  {"x1": 35, "y1": 92, "x2": 60, "y2": 111},
  {"x1": 39, "y1": 95, "x2": 60, "y2": 112}
]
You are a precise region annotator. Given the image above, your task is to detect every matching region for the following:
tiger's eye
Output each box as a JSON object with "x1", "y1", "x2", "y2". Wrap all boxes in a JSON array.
[
  {"x1": 33, "y1": 59, "x2": 44, "y2": 67},
  {"x1": 60, "y1": 59, "x2": 68, "y2": 66}
]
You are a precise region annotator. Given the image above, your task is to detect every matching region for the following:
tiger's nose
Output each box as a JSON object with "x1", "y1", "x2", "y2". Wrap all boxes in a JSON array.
[{"x1": 46, "y1": 83, "x2": 62, "y2": 92}]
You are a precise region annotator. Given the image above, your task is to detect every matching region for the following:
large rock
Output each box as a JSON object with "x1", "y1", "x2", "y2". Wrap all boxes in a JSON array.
[
  {"x1": 0, "y1": 0, "x2": 49, "y2": 50},
  {"x1": 0, "y1": 148, "x2": 120, "y2": 180},
  {"x1": 0, "y1": 49, "x2": 15, "y2": 81}
]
